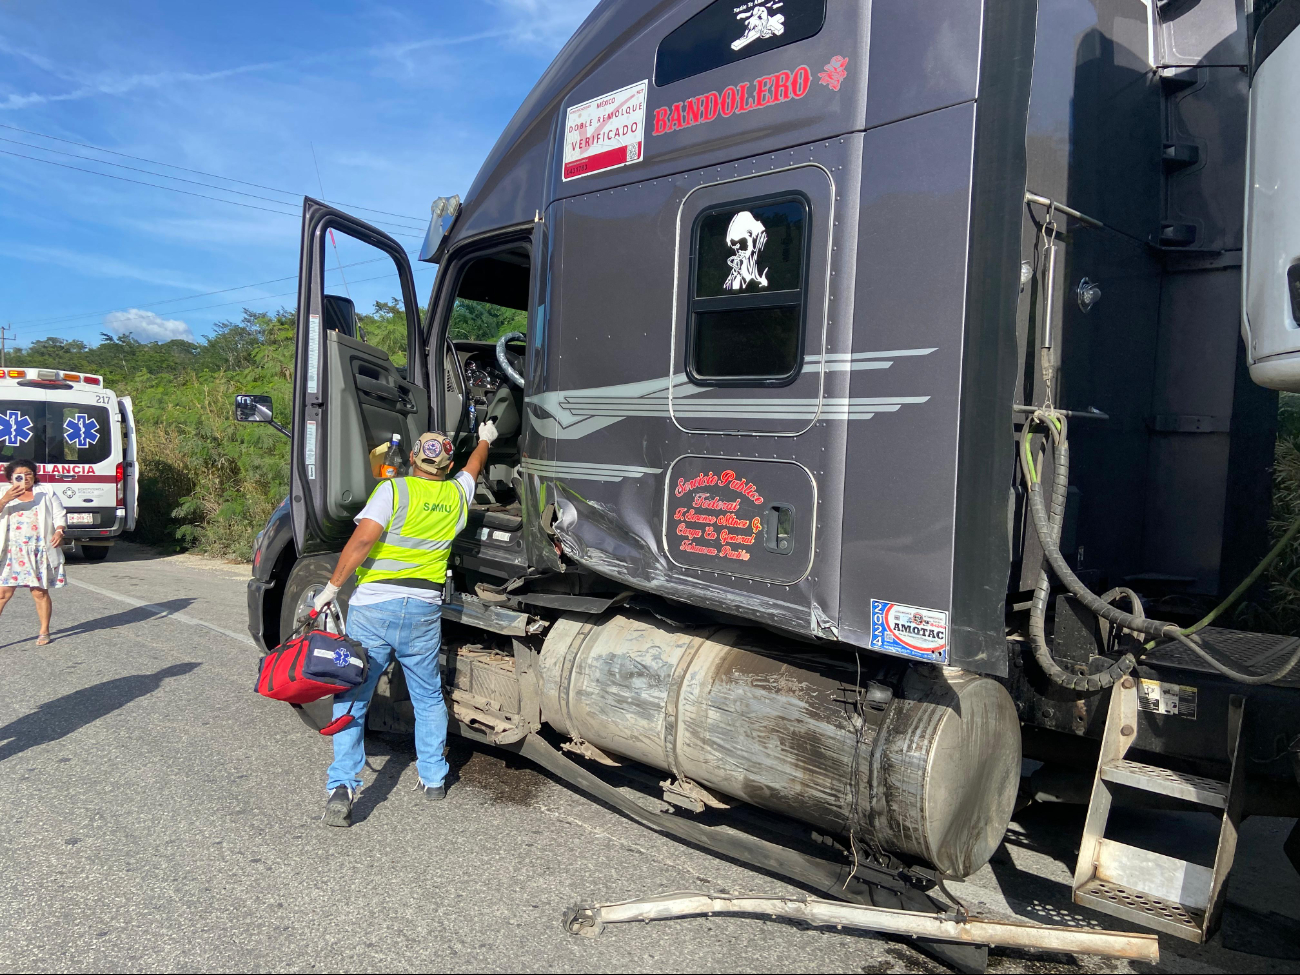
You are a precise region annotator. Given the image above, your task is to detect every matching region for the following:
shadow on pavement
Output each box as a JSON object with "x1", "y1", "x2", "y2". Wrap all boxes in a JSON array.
[
  {"x1": 0, "y1": 662, "x2": 201, "y2": 763},
  {"x1": 352, "y1": 739, "x2": 416, "y2": 824},
  {"x1": 0, "y1": 599, "x2": 199, "y2": 650}
]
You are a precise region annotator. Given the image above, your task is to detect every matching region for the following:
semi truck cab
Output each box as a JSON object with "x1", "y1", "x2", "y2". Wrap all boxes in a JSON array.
[{"x1": 243, "y1": 0, "x2": 1300, "y2": 955}]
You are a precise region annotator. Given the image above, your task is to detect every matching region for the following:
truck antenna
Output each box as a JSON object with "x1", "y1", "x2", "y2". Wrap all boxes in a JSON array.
[{"x1": 310, "y1": 143, "x2": 352, "y2": 300}]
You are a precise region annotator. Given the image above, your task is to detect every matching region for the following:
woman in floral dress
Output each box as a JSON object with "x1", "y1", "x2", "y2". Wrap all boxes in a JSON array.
[{"x1": 0, "y1": 459, "x2": 67, "y2": 646}]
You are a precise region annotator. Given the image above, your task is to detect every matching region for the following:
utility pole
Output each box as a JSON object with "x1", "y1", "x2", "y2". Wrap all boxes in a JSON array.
[{"x1": 0, "y1": 324, "x2": 12, "y2": 370}]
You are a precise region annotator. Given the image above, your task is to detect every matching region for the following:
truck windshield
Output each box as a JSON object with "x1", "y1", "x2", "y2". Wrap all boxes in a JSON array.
[{"x1": 0, "y1": 401, "x2": 114, "y2": 467}]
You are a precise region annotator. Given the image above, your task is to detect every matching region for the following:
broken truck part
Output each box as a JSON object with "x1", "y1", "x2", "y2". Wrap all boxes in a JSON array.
[
  {"x1": 241, "y1": 0, "x2": 1300, "y2": 950},
  {"x1": 562, "y1": 891, "x2": 1160, "y2": 964}
]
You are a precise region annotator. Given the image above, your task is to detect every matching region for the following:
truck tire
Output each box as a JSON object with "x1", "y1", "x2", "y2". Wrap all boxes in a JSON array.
[
  {"x1": 279, "y1": 556, "x2": 348, "y2": 733},
  {"x1": 81, "y1": 546, "x2": 110, "y2": 562}
]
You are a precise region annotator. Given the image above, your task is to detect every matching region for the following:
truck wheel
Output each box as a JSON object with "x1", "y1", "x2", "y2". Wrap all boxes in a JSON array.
[
  {"x1": 81, "y1": 546, "x2": 110, "y2": 562},
  {"x1": 279, "y1": 557, "x2": 349, "y2": 733}
]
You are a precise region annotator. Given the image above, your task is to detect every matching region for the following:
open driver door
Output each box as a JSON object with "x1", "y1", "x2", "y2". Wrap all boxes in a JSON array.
[{"x1": 290, "y1": 198, "x2": 429, "y2": 555}]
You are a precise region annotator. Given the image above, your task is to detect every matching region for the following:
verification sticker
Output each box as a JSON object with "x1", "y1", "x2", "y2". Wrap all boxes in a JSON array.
[
  {"x1": 562, "y1": 80, "x2": 647, "y2": 181},
  {"x1": 869, "y1": 599, "x2": 949, "y2": 663},
  {"x1": 1137, "y1": 678, "x2": 1197, "y2": 719},
  {"x1": 306, "y1": 314, "x2": 321, "y2": 395},
  {"x1": 304, "y1": 420, "x2": 317, "y2": 481}
]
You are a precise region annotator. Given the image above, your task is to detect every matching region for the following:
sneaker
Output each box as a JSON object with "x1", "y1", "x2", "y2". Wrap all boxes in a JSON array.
[
  {"x1": 323, "y1": 786, "x2": 353, "y2": 827},
  {"x1": 418, "y1": 780, "x2": 445, "y2": 800}
]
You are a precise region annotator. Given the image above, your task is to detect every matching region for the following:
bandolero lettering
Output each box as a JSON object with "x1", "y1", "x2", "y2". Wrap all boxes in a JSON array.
[{"x1": 651, "y1": 63, "x2": 822, "y2": 137}]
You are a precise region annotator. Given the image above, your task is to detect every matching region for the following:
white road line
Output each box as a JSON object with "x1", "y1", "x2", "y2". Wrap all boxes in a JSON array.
[{"x1": 66, "y1": 576, "x2": 256, "y2": 647}]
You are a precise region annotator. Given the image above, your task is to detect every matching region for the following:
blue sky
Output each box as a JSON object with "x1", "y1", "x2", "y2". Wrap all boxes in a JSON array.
[{"x1": 0, "y1": 0, "x2": 600, "y2": 347}]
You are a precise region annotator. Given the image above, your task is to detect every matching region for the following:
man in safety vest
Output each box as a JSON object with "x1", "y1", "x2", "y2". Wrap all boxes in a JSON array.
[{"x1": 312, "y1": 421, "x2": 497, "y2": 827}]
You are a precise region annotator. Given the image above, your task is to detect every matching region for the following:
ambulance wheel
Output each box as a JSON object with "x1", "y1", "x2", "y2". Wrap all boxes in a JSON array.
[
  {"x1": 81, "y1": 545, "x2": 110, "y2": 562},
  {"x1": 280, "y1": 557, "x2": 349, "y2": 733}
]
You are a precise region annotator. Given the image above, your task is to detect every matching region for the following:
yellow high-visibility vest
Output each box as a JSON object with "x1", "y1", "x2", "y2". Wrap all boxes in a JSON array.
[{"x1": 353, "y1": 476, "x2": 465, "y2": 588}]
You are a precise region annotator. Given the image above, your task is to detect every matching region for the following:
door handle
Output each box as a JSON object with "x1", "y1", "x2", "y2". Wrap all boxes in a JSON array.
[
  {"x1": 356, "y1": 377, "x2": 403, "y2": 402},
  {"x1": 355, "y1": 376, "x2": 416, "y2": 414}
]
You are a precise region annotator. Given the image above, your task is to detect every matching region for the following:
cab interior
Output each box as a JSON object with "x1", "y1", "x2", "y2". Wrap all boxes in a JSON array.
[{"x1": 440, "y1": 242, "x2": 531, "y2": 522}]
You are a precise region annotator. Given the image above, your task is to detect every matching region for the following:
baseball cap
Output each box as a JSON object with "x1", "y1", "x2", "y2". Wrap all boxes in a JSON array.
[{"x1": 413, "y1": 431, "x2": 455, "y2": 474}]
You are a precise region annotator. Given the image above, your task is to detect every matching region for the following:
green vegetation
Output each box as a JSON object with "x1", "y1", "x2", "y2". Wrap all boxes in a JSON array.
[
  {"x1": 10, "y1": 311, "x2": 1300, "y2": 636},
  {"x1": 1235, "y1": 391, "x2": 1300, "y2": 635},
  {"x1": 9, "y1": 297, "x2": 519, "y2": 561}
]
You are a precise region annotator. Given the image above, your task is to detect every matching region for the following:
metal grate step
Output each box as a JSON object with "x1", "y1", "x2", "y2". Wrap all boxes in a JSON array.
[
  {"x1": 1075, "y1": 878, "x2": 1204, "y2": 941},
  {"x1": 1100, "y1": 759, "x2": 1228, "y2": 808}
]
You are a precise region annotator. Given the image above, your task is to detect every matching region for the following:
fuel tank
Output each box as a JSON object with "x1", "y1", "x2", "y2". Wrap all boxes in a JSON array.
[{"x1": 538, "y1": 613, "x2": 1021, "y2": 878}]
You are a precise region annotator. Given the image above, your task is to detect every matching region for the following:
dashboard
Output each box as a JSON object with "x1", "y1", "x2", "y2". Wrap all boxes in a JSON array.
[{"x1": 459, "y1": 349, "x2": 506, "y2": 405}]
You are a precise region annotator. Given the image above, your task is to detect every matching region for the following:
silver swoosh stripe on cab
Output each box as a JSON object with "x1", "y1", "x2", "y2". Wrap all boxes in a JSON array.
[{"x1": 521, "y1": 459, "x2": 662, "y2": 482}]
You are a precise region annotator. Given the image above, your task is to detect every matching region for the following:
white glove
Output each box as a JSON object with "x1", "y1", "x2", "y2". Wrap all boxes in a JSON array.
[
  {"x1": 478, "y1": 419, "x2": 499, "y2": 445},
  {"x1": 312, "y1": 582, "x2": 339, "y2": 614}
]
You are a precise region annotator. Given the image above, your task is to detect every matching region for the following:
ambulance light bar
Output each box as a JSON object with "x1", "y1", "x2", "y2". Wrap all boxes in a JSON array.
[{"x1": 4, "y1": 369, "x2": 103, "y2": 386}]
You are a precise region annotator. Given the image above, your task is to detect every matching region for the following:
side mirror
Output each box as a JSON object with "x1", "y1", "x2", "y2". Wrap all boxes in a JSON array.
[{"x1": 235, "y1": 394, "x2": 290, "y2": 438}]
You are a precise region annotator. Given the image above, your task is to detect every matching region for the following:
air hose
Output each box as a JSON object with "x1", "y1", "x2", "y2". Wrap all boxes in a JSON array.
[{"x1": 1020, "y1": 410, "x2": 1300, "y2": 689}]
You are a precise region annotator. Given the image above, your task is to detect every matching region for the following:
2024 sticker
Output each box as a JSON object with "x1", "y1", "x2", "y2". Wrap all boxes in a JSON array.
[{"x1": 869, "y1": 599, "x2": 949, "y2": 664}]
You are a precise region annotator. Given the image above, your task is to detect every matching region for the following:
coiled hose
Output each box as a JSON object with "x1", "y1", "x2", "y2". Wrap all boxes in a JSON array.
[{"x1": 1020, "y1": 410, "x2": 1300, "y2": 689}]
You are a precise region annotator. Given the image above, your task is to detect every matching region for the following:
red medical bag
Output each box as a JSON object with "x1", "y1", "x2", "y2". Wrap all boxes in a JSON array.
[{"x1": 255, "y1": 611, "x2": 368, "y2": 733}]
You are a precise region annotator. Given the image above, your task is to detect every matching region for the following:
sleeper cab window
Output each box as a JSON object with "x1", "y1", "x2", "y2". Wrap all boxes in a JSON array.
[
  {"x1": 655, "y1": 0, "x2": 828, "y2": 88},
  {"x1": 688, "y1": 195, "x2": 809, "y2": 387}
]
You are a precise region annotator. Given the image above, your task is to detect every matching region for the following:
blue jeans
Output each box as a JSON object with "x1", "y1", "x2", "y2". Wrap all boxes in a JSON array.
[{"x1": 326, "y1": 597, "x2": 449, "y2": 793}]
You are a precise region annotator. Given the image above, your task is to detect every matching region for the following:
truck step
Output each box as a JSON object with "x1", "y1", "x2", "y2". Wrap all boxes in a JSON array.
[
  {"x1": 1099, "y1": 759, "x2": 1229, "y2": 808},
  {"x1": 1072, "y1": 678, "x2": 1244, "y2": 944},
  {"x1": 1074, "y1": 878, "x2": 1204, "y2": 941}
]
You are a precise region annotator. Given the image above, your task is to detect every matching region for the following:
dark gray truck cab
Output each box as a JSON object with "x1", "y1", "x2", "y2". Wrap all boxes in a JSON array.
[{"x1": 245, "y1": 0, "x2": 1300, "y2": 949}]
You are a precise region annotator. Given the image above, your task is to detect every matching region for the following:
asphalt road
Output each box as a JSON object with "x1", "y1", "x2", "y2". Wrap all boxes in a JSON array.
[{"x1": 0, "y1": 543, "x2": 1297, "y2": 974}]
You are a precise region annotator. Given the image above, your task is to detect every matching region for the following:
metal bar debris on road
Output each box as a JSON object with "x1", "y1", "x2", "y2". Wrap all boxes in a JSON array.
[{"x1": 563, "y1": 891, "x2": 1160, "y2": 964}]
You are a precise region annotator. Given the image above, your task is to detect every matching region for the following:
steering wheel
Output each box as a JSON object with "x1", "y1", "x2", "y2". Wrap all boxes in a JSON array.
[{"x1": 496, "y1": 331, "x2": 526, "y2": 388}]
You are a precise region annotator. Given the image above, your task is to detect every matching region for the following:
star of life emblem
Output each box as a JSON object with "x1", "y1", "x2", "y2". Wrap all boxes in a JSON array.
[
  {"x1": 332, "y1": 648, "x2": 351, "y2": 668},
  {"x1": 732, "y1": 2, "x2": 786, "y2": 51},
  {"x1": 0, "y1": 410, "x2": 33, "y2": 447},
  {"x1": 64, "y1": 413, "x2": 100, "y2": 449}
]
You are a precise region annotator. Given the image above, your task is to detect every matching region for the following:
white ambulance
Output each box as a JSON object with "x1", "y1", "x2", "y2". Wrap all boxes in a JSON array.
[{"x1": 0, "y1": 368, "x2": 137, "y2": 560}]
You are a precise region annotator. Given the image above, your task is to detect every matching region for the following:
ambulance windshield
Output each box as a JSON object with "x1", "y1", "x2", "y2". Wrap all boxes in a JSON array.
[{"x1": 0, "y1": 401, "x2": 113, "y2": 467}]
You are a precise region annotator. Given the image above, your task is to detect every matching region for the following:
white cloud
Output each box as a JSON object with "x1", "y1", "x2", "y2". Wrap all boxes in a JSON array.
[
  {"x1": 489, "y1": 0, "x2": 601, "y2": 47},
  {"x1": 103, "y1": 309, "x2": 194, "y2": 342}
]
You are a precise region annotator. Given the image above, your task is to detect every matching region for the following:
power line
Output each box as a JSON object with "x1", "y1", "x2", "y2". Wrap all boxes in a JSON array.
[
  {"x1": 0, "y1": 147, "x2": 424, "y2": 240},
  {"x1": 0, "y1": 121, "x2": 431, "y2": 225},
  {"x1": 15, "y1": 262, "x2": 434, "y2": 337},
  {"x1": 0, "y1": 135, "x2": 426, "y2": 232},
  {"x1": 21, "y1": 270, "x2": 412, "y2": 339}
]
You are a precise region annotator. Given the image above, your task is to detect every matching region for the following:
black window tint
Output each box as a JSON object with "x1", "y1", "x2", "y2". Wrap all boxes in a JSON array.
[
  {"x1": 695, "y1": 199, "x2": 805, "y2": 297},
  {"x1": 0, "y1": 402, "x2": 113, "y2": 466},
  {"x1": 693, "y1": 307, "x2": 801, "y2": 379},
  {"x1": 655, "y1": 0, "x2": 827, "y2": 88},
  {"x1": 688, "y1": 194, "x2": 809, "y2": 386}
]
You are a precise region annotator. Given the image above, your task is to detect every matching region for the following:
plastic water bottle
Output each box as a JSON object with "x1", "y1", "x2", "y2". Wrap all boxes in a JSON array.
[{"x1": 379, "y1": 433, "x2": 403, "y2": 479}]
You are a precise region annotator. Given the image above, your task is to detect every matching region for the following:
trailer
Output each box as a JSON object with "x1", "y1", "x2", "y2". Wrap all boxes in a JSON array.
[{"x1": 241, "y1": 0, "x2": 1300, "y2": 958}]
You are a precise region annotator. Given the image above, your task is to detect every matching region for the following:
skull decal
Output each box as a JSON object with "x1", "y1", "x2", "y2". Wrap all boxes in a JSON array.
[
  {"x1": 723, "y1": 210, "x2": 769, "y2": 291},
  {"x1": 732, "y1": 4, "x2": 786, "y2": 52}
]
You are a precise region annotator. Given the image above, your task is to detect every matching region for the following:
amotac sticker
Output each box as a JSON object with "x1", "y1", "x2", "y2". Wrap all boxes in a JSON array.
[
  {"x1": 869, "y1": 599, "x2": 949, "y2": 663},
  {"x1": 562, "y1": 80, "x2": 647, "y2": 181}
]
